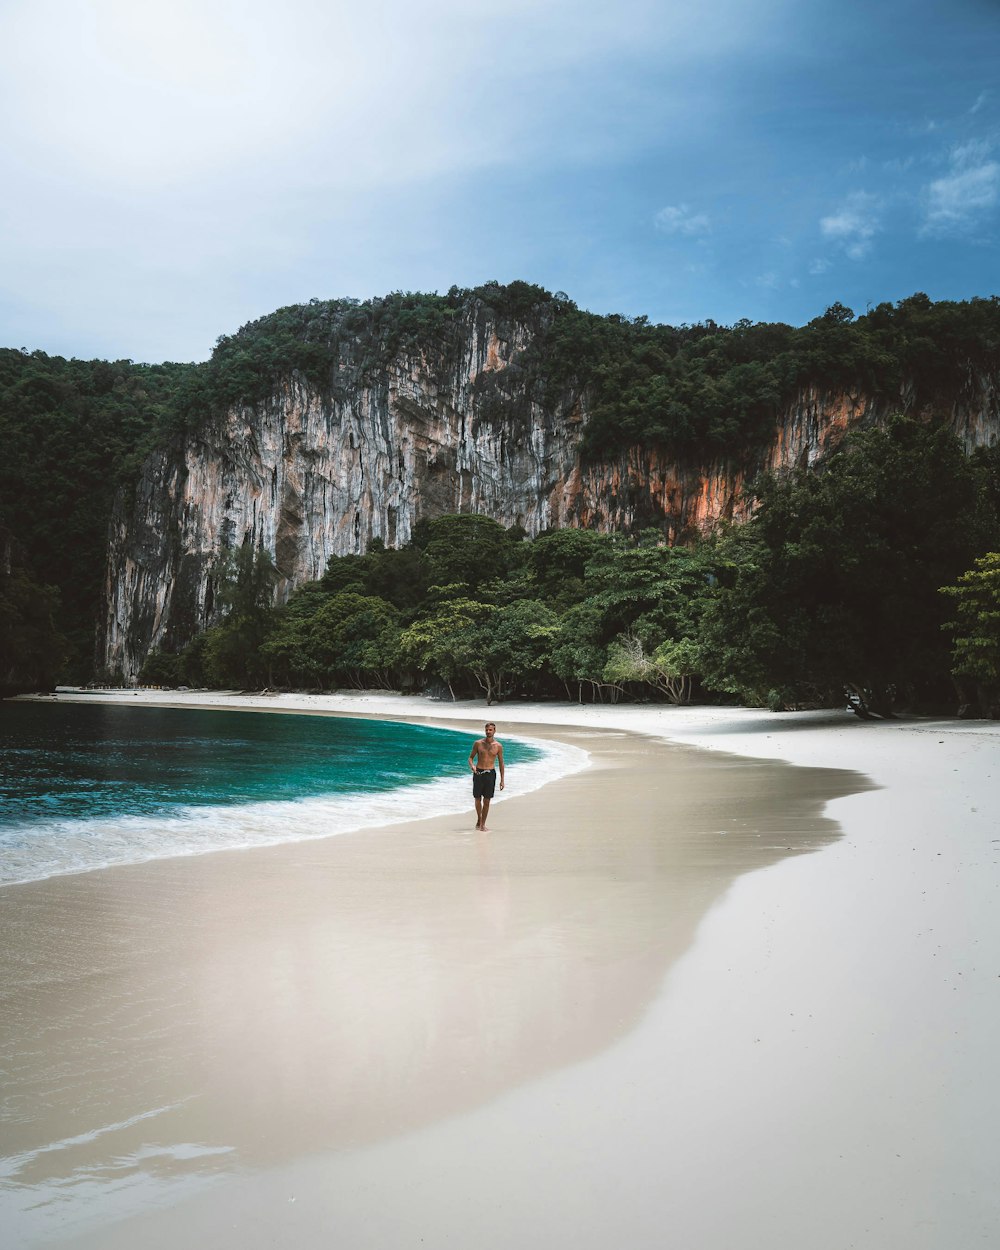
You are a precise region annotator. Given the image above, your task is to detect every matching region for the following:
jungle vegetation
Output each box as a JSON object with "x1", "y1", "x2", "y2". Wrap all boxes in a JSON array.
[
  {"x1": 140, "y1": 418, "x2": 1000, "y2": 717},
  {"x1": 2, "y1": 284, "x2": 1000, "y2": 704}
]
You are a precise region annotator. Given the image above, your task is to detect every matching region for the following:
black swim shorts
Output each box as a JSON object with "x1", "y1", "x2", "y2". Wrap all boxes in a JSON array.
[{"x1": 473, "y1": 768, "x2": 496, "y2": 799}]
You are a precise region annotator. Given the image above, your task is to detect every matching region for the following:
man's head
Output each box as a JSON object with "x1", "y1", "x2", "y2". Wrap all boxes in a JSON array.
[{"x1": 484, "y1": 722, "x2": 496, "y2": 737}]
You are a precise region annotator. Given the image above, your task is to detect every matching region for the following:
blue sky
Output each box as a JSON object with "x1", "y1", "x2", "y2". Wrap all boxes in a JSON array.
[{"x1": 1, "y1": 0, "x2": 998, "y2": 362}]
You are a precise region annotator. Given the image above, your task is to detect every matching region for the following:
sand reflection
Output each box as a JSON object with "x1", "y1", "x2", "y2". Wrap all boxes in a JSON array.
[{"x1": 0, "y1": 725, "x2": 866, "y2": 1240}]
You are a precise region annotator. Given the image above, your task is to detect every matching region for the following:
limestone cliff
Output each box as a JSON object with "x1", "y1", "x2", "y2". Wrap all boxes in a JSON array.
[{"x1": 100, "y1": 300, "x2": 1000, "y2": 679}]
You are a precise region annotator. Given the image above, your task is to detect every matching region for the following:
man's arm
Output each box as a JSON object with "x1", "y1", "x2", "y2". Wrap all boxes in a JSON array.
[
  {"x1": 469, "y1": 740, "x2": 481, "y2": 771},
  {"x1": 497, "y1": 742, "x2": 505, "y2": 789}
]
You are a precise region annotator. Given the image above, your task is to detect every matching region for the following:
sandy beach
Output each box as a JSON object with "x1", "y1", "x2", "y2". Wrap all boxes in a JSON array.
[{"x1": 3, "y1": 691, "x2": 999, "y2": 1249}]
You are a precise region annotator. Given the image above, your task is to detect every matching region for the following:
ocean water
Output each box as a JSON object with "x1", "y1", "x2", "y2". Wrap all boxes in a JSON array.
[{"x1": 0, "y1": 703, "x2": 587, "y2": 886}]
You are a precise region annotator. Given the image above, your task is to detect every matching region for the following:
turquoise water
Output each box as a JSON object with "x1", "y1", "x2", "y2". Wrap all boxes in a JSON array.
[
  {"x1": 0, "y1": 703, "x2": 496, "y2": 822},
  {"x1": 0, "y1": 702, "x2": 568, "y2": 885}
]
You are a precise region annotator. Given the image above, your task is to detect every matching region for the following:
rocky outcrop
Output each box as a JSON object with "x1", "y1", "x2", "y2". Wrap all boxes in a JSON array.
[{"x1": 100, "y1": 307, "x2": 1000, "y2": 679}]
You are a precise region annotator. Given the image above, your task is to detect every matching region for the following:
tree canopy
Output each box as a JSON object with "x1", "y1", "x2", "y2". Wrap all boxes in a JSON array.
[
  {"x1": 696, "y1": 417, "x2": 999, "y2": 715},
  {"x1": 941, "y1": 551, "x2": 1000, "y2": 716},
  {"x1": 4, "y1": 284, "x2": 1000, "y2": 689},
  {"x1": 138, "y1": 413, "x2": 1000, "y2": 718}
]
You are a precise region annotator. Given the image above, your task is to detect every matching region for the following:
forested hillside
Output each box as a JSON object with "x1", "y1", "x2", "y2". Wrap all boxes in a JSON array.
[
  {"x1": 138, "y1": 416, "x2": 1000, "y2": 717},
  {"x1": 2, "y1": 283, "x2": 999, "y2": 704},
  {"x1": 166, "y1": 283, "x2": 1000, "y2": 458},
  {"x1": 0, "y1": 350, "x2": 189, "y2": 682}
]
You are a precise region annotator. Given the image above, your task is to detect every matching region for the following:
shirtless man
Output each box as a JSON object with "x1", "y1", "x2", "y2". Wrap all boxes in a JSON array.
[{"x1": 468, "y1": 722, "x2": 505, "y2": 831}]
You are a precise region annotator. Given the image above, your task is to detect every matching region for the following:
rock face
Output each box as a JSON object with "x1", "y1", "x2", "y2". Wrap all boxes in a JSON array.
[{"x1": 100, "y1": 306, "x2": 1000, "y2": 679}]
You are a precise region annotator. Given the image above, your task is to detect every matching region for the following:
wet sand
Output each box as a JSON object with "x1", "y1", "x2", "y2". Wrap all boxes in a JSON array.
[
  {"x1": 1, "y1": 713, "x2": 861, "y2": 1248},
  {"x1": 3, "y1": 693, "x2": 999, "y2": 1248}
]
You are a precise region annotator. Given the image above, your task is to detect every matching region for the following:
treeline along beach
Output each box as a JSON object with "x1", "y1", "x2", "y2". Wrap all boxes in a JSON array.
[{"x1": 2, "y1": 283, "x2": 999, "y2": 716}]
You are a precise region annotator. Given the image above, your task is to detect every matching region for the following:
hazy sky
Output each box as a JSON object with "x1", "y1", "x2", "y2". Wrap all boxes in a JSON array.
[{"x1": 1, "y1": 0, "x2": 998, "y2": 362}]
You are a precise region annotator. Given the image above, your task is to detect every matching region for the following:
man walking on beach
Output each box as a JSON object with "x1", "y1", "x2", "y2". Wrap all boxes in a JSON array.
[{"x1": 469, "y1": 722, "x2": 504, "y2": 831}]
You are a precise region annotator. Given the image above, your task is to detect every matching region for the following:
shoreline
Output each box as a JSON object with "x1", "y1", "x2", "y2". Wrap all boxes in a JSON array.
[
  {"x1": 0, "y1": 702, "x2": 590, "y2": 889},
  {"x1": 4, "y1": 690, "x2": 1000, "y2": 1248},
  {"x1": 27, "y1": 679, "x2": 1000, "y2": 772}
]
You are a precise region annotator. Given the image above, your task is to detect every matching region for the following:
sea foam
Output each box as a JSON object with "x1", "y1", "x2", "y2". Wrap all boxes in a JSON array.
[{"x1": 0, "y1": 734, "x2": 589, "y2": 887}]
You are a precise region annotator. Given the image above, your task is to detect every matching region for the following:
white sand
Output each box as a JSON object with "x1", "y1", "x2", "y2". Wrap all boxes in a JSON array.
[{"x1": 7, "y1": 689, "x2": 1000, "y2": 1248}]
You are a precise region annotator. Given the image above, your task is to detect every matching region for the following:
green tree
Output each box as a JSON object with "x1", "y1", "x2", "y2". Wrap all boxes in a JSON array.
[
  {"x1": 138, "y1": 648, "x2": 183, "y2": 686},
  {"x1": 178, "y1": 631, "x2": 210, "y2": 687},
  {"x1": 319, "y1": 554, "x2": 368, "y2": 596},
  {"x1": 200, "y1": 541, "x2": 279, "y2": 687},
  {"x1": 698, "y1": 416, "x2": 998, "y2": 715},
  {"x1": 200, "y1": 624, "x2": 250, "y2": 689},
  {"x1": 463, "y1": 599, "x2": 559, "y2": 702},
  {"x1": 940, "y1": 552, "x2": 1000, "y2": 716},
  {"x1": 601, "y1": 633, "x2": 701, "y2": 704},
  {"x1": 526, "y1": 527, "x2": 612, "y2": 609},
  {"x1": 257, "y1": 610, "x2": 315, "y2": 687},
  {"x1": 650, "y1": 637, "x2": 701, "y2": 704},
  {"x1": 421, "y1": 515, "x2": 521, "y2": 595},
  {"x1": 0, "y1": 551, "x2": 67, "y2": 693},
  {"x1": 601, "y1": 633, "x2": 655, "y2": 698},
  {"x1": 582, "y1": 534, "x2": 715, "y2": 650},
  {"x1": 545, "y1": 536, "x2": 714, "y2": 703},
  {"x1": 550, "y1": 600, "x2": 614, "y2": 702},
  {"x1": 0, "y1": 349, "x2": 187, "y2": 677},
  {"x1": 358, "y1": 541, "x2": 429, "y2": 612},
  {"x1": 398, "y1": 598, "x2": 489, "y2": 698},
  {"x1": 301, "y1": 592, "x2": 401, "y2": 688}
]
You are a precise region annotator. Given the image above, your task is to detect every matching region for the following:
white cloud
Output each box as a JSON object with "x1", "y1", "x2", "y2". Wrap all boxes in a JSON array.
[
  {"x1": 654, "y1": 204, "x2": 711, "y2": 236},
  {"x1": 819, "y1": 191, "x2": 881, "y2": 260},
  {"x1": 0, "y1": 0, "x2": 767, "y2": 195},
  {"x1": 0, "y1": 0, "x2": 783, "y2": 358},
  {"x1": 921, "y1": 140, "x2": 1000, "y2": 236},
  {"x1": 952, "y1": 138, "x2": 993, "y2": 167},
  {"x1": 970, "y1": 90, "x2": 990, "y2": 116},
  {"x1": 808, "y1": 258, "x2": 831, "y2": 276}
]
